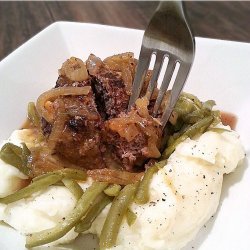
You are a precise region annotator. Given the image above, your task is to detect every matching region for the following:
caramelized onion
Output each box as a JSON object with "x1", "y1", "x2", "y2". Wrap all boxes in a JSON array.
[
  {"x1": 106, "y1": 110, "x2": 144, "y2": 142},
  {"x1": 36, "y1": 86, "x2": 91, "y2": 123},
  {"x1": 121, "y1": 67, "x2": 133, "y2": 95},
  {"x1": 107, "y1": 97, "x2": 161, "y2": 158},
  {"x1": 59, "y1": 57, "x2": 88, "y2": 82},
  {"x1": 135, "y1": 97, "x2": 150, "y2": 118},
  {"x1": 86, "y1": 54, "x2": 104, "y2": 75},
  {"x1": 103, "y1": 52, "x2": 135, "y2": 71},
  {"x1": 87, "y1": 169, "x2": 143, "y2": 185}
]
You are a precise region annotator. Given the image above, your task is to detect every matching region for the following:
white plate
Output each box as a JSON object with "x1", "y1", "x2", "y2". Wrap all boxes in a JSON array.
[{"x1": 0, "y1": 22, "x2": 249, "y2": 250}]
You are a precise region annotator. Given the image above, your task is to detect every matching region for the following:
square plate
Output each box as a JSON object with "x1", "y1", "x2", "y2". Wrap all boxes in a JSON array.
[{"x1": 0, "y1": 22, "x2": 249, "y2": 250}]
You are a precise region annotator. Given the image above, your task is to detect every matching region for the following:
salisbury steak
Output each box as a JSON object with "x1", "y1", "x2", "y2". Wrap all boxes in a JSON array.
[
  {"x1": 41, "y1": 57, "x2": 105, "y2": 169},
  {"x1": 105, "y1": 97, "x2": 162, "y2": 171},
  {"x1": 86, "y1": 53, "x2": 135, "y2": 118},
  {"x1": 38, "y1": 54, "x2": 163, "y2": 172}
]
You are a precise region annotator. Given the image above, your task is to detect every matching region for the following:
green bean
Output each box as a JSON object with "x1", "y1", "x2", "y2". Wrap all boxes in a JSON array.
[
  {"x1": 202, "y1": 100, "x2": 216, "y2": 111},
  {"x1": 135, "y1": 165, "x2": 158, "y2": 205},
  {"x1": 182, "y1": 109, "x2": 207, "y2": 124},
  {"x1": 176, "y1": 123, "x2": 191, "y2": 137},
  {"x1": 126, "y1": 208, "x2": 137, "y2": 226},
  {"x1": 100, "y1": 183, "x2": 137, "y2": 249},
  {"x1": 21, "y1": 143, "x2": 31, "y2": 170},
  {"x1": 58, "y1": 168, "x2": 87, "y2": 180},
  {"x1": 32, "y1": 173, "x2": 58, "y2": 182},
  {"x1": 173, "y1": 119, "x2": 184, "y2": 131},
  {"x1": 0, "y1": 174, "x2": 62, "y2": 204},
  {"x1": 9, "y1": 143, "x2": 22, "y2": 155},
  {"x1": 183, "y1": 115, "x2": 214, "y2": 138},
  {"x1": 32, "y1": 168, "x2": 87, "y2": 182},
  {"x1": 181, "y1": 92, "x2": 203, "y2": 109},
  {"x1": 211, "y1": 110, "x2": 221, "y2": 126},
  {"x1": 52, "y1": 181, "x2": 64, "y2": 186},
  {"x1": 208, "y1": 127, "x2": 231, "y2": 133},
  {"x1": 26, "y1": 182, "x2": 108, "y2": 248},
  {"x1": 0, "y1": 143, "x2": 22, "y2": 168},
  {"x1": 0, "y1": 143, "x2": 30, "y2": 175},
  {"x1": 62, "y1": 178, "x2": 84, "y2": 200},
  {"x1": 162, "y1": 135, "x2": 189, "y2": 159},
  {"x1": 75, "y1": 192, "x2": 112, "y2": 233},
  {"x1": 27, "y1": 102, "x2": 40, "y2": 127},
  {"x1": 155, "y1": 159, "x2": 168, "y2": 169},
  {"x1": 162, "y1": 116, "x2": 214, "y2": 160},
  {"x1": 167, "y1": 135, "x2": 175, "y2": 147},
  {"x1": 169, "y1": 123, "x2": 191, "y2": 144},
  {"x1": 174, "y1": 97, "x2": 197, "y2": 116},
  {"x1": 104, "y1": 184, "x2": 121, "y2": 197},
  {"x1": 181, "y1": 99, "x2": 215, "y2": 124}
]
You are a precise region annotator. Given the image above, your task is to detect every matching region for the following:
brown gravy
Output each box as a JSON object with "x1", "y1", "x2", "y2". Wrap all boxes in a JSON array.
[{"x1": 220, "y1": 111, "x2": 237, "y2": 130}]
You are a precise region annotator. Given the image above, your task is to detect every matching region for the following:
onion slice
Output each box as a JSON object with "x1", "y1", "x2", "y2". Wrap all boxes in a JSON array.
[{"x1": 36, "y1": 86, "x2": 91, "y2": 123}]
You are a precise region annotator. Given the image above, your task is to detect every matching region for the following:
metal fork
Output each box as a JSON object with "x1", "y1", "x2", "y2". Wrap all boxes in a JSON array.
[{"x1": 128, "y1": 1, "x2": 195, "y2": 128}]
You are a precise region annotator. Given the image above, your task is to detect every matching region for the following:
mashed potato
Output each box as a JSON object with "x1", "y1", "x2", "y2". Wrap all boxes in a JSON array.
[
  {"x1": 0, "y1": 124, "x2": 245, "y2": 249},
  {"x1": 0, "y1": 130, "x2": 30, "y2": 199}
]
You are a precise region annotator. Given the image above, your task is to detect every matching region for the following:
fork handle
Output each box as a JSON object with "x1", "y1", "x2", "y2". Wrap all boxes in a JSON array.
[{"x1": 157, "y1": 1, "x2": 185, "y2": 18}]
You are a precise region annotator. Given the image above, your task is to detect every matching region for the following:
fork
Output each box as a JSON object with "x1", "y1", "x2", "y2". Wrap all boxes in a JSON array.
[{"x1": 128, "y1": 1, "x2": 195, "y2": 128}]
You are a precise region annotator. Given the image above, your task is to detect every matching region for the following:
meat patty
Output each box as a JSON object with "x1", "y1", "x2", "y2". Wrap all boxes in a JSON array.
[
  {"x1": 39, "y1": 54, "x2": 163, "y2": 172},
  {"x1": 105, "y1": 100, "x2": 162, "y2": 171},
  {"x1": 41, "y1": 57, "x2": 105, "y2": 169},
  {"x1": 86, "y1": 53, "x2": 133, "y2": 118},
  {"x1": 53, "y1": 94, "x2": 105, "y2": 169},
  {"x1": 91, "y1": 70, "x2": 130, "y2": 119}
]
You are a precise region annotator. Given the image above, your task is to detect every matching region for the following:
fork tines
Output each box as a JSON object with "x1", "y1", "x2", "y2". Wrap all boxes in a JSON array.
[
  {"x1": 128, "y1": 1, "x2": 195, "y2": 128},
  {"x1": 128, "y1": 46, "x2": 184, "y2": 128}
]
